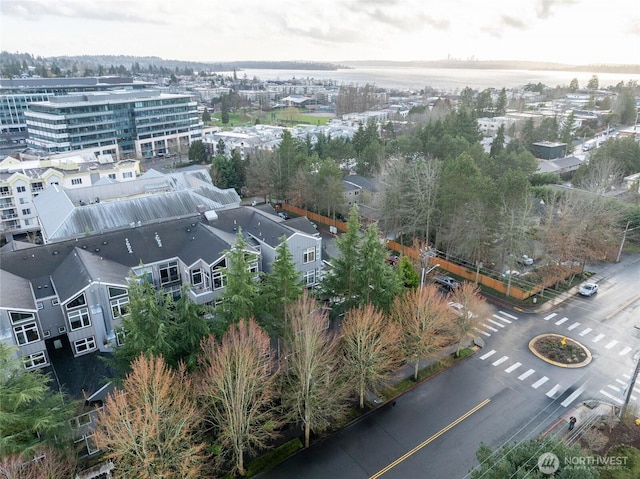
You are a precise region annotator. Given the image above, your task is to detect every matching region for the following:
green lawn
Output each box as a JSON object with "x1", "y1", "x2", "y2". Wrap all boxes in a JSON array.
[{"x1": 210, "y1": 109, "x2": 333, "y2": 128}]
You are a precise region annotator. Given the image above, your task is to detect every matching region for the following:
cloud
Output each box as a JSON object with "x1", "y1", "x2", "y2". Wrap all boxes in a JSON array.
[
  {"x1": 1, "y1": 0, "x2": 166, "y2": 24},
  {"x1": 536, "y1": 0, "x2": 578, "y2": 20},
  {"x1": 501, "y1": 15, "x2": 526, "y2": 30}
]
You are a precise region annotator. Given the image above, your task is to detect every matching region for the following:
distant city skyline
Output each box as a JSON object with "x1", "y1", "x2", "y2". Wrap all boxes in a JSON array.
[{"x1": 1, "y1": 0, "x2": 639, "y2": 66}]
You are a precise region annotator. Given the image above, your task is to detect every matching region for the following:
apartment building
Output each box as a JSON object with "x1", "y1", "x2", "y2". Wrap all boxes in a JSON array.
[
  {"x1": 0, "y1": 153, "x2": 140, "y2": 241},
  {"x1": 0, "y1": 76, "x2": 153, "y2": 146},
  {"x1": 24, "y1": 89, "x2": 201, "y2": 159}
]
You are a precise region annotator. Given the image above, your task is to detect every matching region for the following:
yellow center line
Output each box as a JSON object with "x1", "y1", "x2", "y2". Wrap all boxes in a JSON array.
[{"x1": 369, "y1": 398, "x2": 491, "y2": 479}]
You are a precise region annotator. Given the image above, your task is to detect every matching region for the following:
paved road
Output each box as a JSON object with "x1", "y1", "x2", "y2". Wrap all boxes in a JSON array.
[{"x1": 259, "y1": 256, "x2": 640, "y2": 478}]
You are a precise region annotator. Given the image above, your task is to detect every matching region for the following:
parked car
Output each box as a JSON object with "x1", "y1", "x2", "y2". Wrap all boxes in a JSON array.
[
  {"x1": 386, "y1": 255, "x2": 400, "y2": 266},
  {"x1": 434, "y1": 275, "x2": 461, "y2": 290},
  {"x1": 447, "y1": 301, "x2": 477, "y2": 318},
  {"x1": 516, "y1": 255, "x2": 534, "y2": 266},
  {"x1": 500, "y1": 270, "x2": 521, "y2": 279},
  {"x1": 277, "y1": 212, "x2": 290, "y2": 220},
  {"x1": 579, "y1": 283, "x2": 599, "y2": 297}
]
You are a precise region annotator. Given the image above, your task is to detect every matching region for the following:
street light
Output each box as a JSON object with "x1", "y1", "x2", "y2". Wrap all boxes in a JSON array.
[
  {"x1": 616, "y1": 221, "x2": 640, "y2": 262},
  {"x1": 420, "y1": 263, "x2": 440, "y2": 289}
]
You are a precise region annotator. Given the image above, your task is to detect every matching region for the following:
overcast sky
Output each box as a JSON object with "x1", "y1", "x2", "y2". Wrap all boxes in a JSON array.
[{"x1": 1, "y1": 0, "x2": 639, "y2": 65}]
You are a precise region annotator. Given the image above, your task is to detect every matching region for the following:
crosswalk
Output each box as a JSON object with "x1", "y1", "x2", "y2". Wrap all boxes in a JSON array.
[
  {"x1": 476, "y1": 309, "x2": 640, "y2": 408},
  {"x1": 479, "y1": 348, "x2": 584, "y2": 407},
  {"x1": 474, "y1": 311, "x2": 517, "y2": 337}
]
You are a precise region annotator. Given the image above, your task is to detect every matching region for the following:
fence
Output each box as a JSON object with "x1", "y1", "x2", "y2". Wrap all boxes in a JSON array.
[{"x1": 282, "y1": 204, "x2": 553, "y2": 301}]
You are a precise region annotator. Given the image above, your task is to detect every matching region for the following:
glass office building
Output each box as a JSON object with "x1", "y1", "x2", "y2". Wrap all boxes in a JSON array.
[{"x1": 24, "y1": 89, "x2": 201, "y2": 158}]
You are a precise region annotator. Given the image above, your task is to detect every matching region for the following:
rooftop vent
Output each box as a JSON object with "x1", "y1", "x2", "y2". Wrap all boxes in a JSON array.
[
  {"x1": 125, "y1": 238, "x2": 133, "y2": 254},
  {"x1": 154, "y1": 232, "x2": 162, "y2": 247}
]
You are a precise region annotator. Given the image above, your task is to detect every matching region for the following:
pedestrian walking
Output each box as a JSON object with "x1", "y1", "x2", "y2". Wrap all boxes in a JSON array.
[{"x1": 568, "y1": 416, "x2": 576, "y2": 431}]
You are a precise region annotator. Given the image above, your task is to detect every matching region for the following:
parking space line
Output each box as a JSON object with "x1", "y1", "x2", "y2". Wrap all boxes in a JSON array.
[
  {"x1": 492, "y1": 356, "x2": 509, "y2": 366},
  {"x1": 480, "y1": 350, "x2": 496, "y2": 360},
  {"x1": 619, "y1": 346, "x2": 632, "y2": 356},
  {"x1": 518, "y1": 369, "x2": 535, "y2": 380},
  {"x1": 532, "y1": 377, "x2": 549, "y2": 389},
  {"x1": 567, "y1": 322, "x2": 580, "y2": 330},
  {"x1": 544, "y1": 313, "x2": 557, "y2": 321},
  {"x1": 555, "y1": 317, "x2": 569, "y2": 325},
  {"x1": 605, "y1": 340, "x2": 619, "y2": 349},
  {"x1": 593, "y1": 334, "x2": 605, "y2": 343},
  {"x1": 505, "y1": 362, "x2": 521, "y2": 373}
]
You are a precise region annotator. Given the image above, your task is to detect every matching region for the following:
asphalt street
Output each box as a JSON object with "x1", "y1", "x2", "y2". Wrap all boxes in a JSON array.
[{"x1": 259, "y1": 256, "x2": 640, "y2": 479}]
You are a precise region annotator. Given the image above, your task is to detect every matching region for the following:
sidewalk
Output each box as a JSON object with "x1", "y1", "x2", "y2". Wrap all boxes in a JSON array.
[{"x1": 541, "y1": 400, "x2": 618, "y2": 441}]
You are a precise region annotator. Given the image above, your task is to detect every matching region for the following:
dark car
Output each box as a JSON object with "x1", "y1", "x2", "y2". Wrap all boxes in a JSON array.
[{"x1": 434, "y1": 275, "x2": 461, "y2": 290}]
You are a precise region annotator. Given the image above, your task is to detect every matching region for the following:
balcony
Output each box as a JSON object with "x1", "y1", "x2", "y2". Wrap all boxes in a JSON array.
[{"x1": 188, "y1": 285, "x2": 215, "y2": 305}]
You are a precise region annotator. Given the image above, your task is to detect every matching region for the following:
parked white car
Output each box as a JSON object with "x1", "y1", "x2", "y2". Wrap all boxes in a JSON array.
[
  {"x1": 579, "y1": 283, "x2": 599, "y2": 297},
  {"x1": 517, "y1": 255, "x2": 534, "y2": 266}
]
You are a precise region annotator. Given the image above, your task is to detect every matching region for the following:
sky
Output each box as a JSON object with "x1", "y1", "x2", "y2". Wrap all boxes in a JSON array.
[{"x1": 1, "y1": 0, "x2": 639, "y2": 66}]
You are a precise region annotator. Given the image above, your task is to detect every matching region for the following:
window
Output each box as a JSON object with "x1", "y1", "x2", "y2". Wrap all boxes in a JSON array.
[
  {"x1": 191, "y1": 269, "x2": 203, "y2": 286},
  {"x1": 14, "y1": 322, "x2": 40, "y2": 345},
  {"x1": 71, "y1": 178, "x2": 82, "y2": 185},
  {"x1": 110, "y1": 297, "x2": 129, "y2": 319},
  {"x1": 52, "y1": 299, "x2": 60, "y2": 306},
  {"x1": 19, "y1": 197, "x2": 28, "y2": 204},
  {"x1": 36, "y1": 302, "x2": 44, "y2": 310},
  {"x1": 23, "y1": 351, "x2": 48, "y2": 370},
  {"x1": 21, "y1": 208, "x2": 31, "y2": 215},
  {"x1": 115, "y1": 329, "x2": 125, "y2": 346},
  {"x1": 108, "y1": 174, "x2": 116, "y2": 180},
  {"x1": 132, "y1": 266, "x2": 153, "y2": 284},
  {"x1": 66, "y1": 293, "x2": 86, "y2": 309},
  {"x1": 74, "y1": 337, "x2": 96, "y2": 354},
  {"x1": 303, "y1": 269, "x2": 316, "y2": 286},
  {"x1": 244, "y1": 253, "x2": 259, "y2": 274},
  {"x1": 68, "y1": 308, "x2": 91, "y2": 330},
  {"x1": 108, "y1": 287, "x2": 127, "y2": 298},
  {"x1": 10, "y1": 311, "x2": 35, "y2": 324},
  {"x1": 159, "y1": 261, "x2": 179, "y2": 285},
  {"x1": 212, "y1": 268, "x2": 227, "y2": 289},
  {"x1": 16, "y1": 186, "x2": 26, "y2": 193},
  {"x1": 303, "y1": 247, "x2": 316, "y2": 264},
  {"x1": 123, "y1": 172, "x2": 133, "y2": 178}
]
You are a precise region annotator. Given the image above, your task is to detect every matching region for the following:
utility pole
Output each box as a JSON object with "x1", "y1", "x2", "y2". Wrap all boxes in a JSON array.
[{"x1": 622, "y1": 350, "x2": 640, "y2": 416}]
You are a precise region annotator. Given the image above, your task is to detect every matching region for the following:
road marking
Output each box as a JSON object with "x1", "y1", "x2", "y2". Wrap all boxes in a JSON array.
[
  {"x1": 487, "y1": 318, "x2": 506, "y2": 328},
  {"x1": 369, "y1": 399, "x2": 491, "y2": 479},
  {"x1": 593, "y1": 334, "x2": 605, "y2": 343},
  {"x1": 619, "y1": 347, "x2": 632, "y2": 356},
  {"x1": 505, "y1": 362, "x2": 522, "y2": 373},
  {"x1": 518, "y1": 369, "x2": 535, "y2": 380},
  {"x1": 544, "y1": 313, "x2": 557, "y2": 321},
  {"x1": 493, "y1": 314, "x2": 512, "y2": 324},
  {"x1": 561, "y1": 385, "x2": 586, "y2": 407},
  {"x1": 480, "y1": 350, "x2": 496, "y2": 360},
  {"x1": 492, "y1": 356, "x2": 509, "y2": 366},
  {"x1": 616, "y1": 379, "x2": 627, "y2": 386},
  {"x1": 600, "y1": 390, "x2": 624, "y2": 405},
  {"x1": 567, "y1": 322, "x2": 580, "y2": 330},
  {"x1": 608, "y1": 384, "x2": 621, "y2": 392},
  {"x1": 474, "y1": 328, "x2": 491, "y2": 337},
  {"x1": 555, "y1": 317, "x2": 569, "y2": 325},
  {"x1": 532, "y1": 377, "x2": 549, "y2": 389},
  {"x1": 579, "y1": 328, "x2": 593, "y2": 337},
  {"x1": 482, "y1": 323, "x2": 498, "y2": 332},
  {"x1": 546, "y1": 384, "x2": 561, "y2": 398},
  {"x1": 499, "y1": 311, "x2": 518, "y2": 320},
  {"x1": 605, "y1": 340, "x2": 619, "y2": 349}
]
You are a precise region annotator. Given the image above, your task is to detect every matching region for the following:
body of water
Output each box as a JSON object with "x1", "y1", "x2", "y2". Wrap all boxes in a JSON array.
[{"x1": 234, "y1": 66, "x2": 640, "y2": 92}]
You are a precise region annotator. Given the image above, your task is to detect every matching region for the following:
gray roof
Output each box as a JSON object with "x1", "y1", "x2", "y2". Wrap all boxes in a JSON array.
[
  {"x1": 0, "y1": 269, "x2": 35, "y2": 311},
  {"x1": 1, "y1": 217, "x2": 235, "y2": 295},
  {"x1": 35, "y1": 186, "x2": 241, "y2": 242},
  {"x1": 209, "y1": 207, "x2": 295, "y2": 248},
  {"x1": 344, "y1": 174, "x2": 379, "y2": 192}
]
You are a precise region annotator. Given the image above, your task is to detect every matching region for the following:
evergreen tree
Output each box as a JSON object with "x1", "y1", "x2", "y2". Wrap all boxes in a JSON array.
[
  {"x1": 0, "y1": 343, "x2": 76, "y2": 456},
  {"x1": 490, "y1": 124, "x2": 505, "y2": 158}
]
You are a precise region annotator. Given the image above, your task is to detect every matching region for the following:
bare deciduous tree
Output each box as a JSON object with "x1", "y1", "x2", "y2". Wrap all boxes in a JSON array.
[
  {"x1": 281, "y1": 292, "x2": 348, "y2": 448},
  {"x1": 390, "y1": 285, "x2": 451, "y2": 380},
  {"x1": 449, "y1": 282, "x2": 489, "y2": 355},
  {"x1": 0, "y1": 445, "x2": 76, "y2": 479},
  {"x1": 198, "y1": 319, "x2": 280, "y2": 477},
  {"x1": 94, "y1": 355, "x2": 208, "y2": 479},
  {"x1": 341, "y1": 304, "x2": 402, "y2": 408}
]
